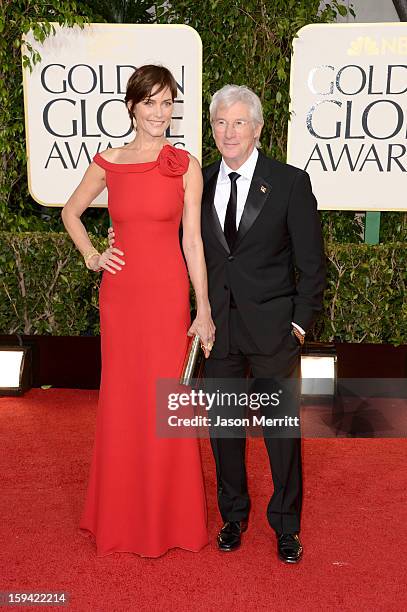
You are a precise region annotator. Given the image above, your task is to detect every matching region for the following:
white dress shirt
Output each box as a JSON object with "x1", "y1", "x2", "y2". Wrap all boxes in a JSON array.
[
  {"x1": 214, "y1": 147, "x2": 258, "y2": 231},
  {"x1": 213, "y1": 147, "x2": 305, "y2": 337}
]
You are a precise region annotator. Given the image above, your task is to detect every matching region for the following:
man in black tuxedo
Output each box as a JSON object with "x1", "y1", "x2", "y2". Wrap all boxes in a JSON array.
[{"x1": 202, "y1": 85, "x2": 326, "y2": 563}]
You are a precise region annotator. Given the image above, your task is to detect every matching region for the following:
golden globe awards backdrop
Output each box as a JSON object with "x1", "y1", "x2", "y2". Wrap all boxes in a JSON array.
[
  {"x1": 287, "y1": 23, "x2": 407, "y2": 211},
  {"x1": 22, "y1": 24, "x2": 202, "y2": 207}
]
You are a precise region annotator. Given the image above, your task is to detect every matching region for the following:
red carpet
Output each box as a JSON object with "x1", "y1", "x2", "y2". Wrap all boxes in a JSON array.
[{"x1": 1, "y1": 389, "x2": 406, "y2": 611}]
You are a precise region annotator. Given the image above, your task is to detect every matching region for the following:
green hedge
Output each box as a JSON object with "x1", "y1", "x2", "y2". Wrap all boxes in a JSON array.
[
  {"x1": 315, "y1": 243, "x2": 406, "y2": 345},
  {"x1": 0, "y1": 232, "x2": 103, "y2": 336},
  {"x1": 0, "y1": 232, "x2": 405, "y2": 344}
]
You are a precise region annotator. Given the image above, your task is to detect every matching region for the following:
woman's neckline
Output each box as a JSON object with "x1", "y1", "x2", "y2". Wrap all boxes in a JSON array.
[{"x1": 96, "y1": 143, "x2": 172, "y2": 166}]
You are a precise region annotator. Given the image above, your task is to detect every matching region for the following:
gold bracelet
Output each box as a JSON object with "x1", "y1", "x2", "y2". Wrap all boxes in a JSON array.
[{"x1": 83, "y1": 248, "x2": 100, "y2": 270}]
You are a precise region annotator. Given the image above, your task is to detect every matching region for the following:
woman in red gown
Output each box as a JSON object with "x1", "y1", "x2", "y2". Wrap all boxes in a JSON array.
[{"x1": 62, "y1": 65, "x2": 215, "y2": 557}]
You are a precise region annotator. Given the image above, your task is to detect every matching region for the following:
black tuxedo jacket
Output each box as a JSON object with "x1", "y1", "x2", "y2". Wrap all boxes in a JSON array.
[{"x1": 201, "y1": 150, "x2": 326, "y2": 358}]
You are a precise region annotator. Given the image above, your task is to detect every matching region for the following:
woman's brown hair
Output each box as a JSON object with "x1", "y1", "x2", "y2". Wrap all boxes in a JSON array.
[{"x1": 125, "y1": 64, "x2": 178, "y2": 126}]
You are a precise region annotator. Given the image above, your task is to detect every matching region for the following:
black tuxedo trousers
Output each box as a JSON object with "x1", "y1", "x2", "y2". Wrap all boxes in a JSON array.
[{"x1": 204, "y1": 307, "x2": 302, "y2": 534}]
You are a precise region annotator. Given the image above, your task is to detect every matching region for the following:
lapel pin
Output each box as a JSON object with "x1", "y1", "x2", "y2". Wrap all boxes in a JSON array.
[{"x1": 260, "y1": 185, "x2": 267, "y2": 193}]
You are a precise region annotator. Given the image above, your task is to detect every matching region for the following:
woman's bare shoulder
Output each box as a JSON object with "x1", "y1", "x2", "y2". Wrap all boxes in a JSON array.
[
  {"x1": 97, "y1": 146, "x2": 127, "y2": 163},
  {"x1": 186, "y1": 153, "x2": 202, "y2": 170}
]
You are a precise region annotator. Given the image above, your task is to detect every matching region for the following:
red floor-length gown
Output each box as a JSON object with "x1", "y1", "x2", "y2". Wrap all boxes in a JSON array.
[{"x1": 79, "y1": 144, "x2": 208, "y2": 557}]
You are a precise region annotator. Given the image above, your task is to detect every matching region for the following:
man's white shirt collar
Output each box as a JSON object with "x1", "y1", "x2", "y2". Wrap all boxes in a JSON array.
[{"x1": 219, "y1": 147, "x2": 259, "y2": 183}]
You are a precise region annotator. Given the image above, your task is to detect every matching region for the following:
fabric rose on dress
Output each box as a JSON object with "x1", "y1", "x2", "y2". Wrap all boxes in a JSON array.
[{"x1": 158, "y1": 145, "x2": 189, "y2": 177}]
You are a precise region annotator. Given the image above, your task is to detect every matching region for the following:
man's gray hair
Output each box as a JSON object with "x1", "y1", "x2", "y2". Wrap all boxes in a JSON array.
[{"x1": 209, "y1": 84, "x2": 264, "y2": 148}]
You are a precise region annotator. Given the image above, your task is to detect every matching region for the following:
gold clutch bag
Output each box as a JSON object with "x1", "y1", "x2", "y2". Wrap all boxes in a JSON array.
[{"x1": 179, "y1": 334, "x2": 204, "y2": 386}]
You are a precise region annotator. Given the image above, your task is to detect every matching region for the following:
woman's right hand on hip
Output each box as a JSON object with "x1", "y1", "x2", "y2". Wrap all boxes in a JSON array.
[
  {"x1": 89, "y1": 246, "x2": 125, "y2": 274},
  {"x1": 97, "y1": 226, "x2": 125, "y2": 274}
]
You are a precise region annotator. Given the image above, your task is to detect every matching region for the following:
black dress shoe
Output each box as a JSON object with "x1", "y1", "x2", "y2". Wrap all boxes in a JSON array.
[
  {"x1": 217, "y1": 520, "x2": 248, "y2": 552},
  {"x1": 277, "y1": 533, "x2": 303, "y2": 563}
]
